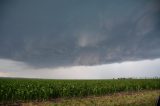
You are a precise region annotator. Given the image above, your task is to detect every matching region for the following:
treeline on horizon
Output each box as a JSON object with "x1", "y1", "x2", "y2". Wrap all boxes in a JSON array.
[{"x1": 0, "y1": 77, "x2": 159, "y2": 80}]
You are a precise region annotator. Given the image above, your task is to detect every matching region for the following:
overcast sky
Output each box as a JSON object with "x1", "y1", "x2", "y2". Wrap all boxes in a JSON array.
[{"x1": 0, "y1": 0, "x2": 160, "y2": 79}]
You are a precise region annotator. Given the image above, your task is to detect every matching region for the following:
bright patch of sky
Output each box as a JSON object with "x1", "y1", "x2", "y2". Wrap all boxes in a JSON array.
[{"x1": 0, "y1": 58, "x2": 159, "y2": 79}]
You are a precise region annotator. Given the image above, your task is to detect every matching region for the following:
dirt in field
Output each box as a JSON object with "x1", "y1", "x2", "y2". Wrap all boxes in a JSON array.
[{"x1": 1, "y1": 90, "x2": 160, "y2": 106}]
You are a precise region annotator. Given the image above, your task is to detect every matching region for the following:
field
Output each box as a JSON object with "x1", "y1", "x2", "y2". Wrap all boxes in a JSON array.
[
  {"x1": 23, "y1": 90, "x2": 160, "y2": 106},
  {"x1": 0, "y1": 78, "x2": 160, "y2": 105}
]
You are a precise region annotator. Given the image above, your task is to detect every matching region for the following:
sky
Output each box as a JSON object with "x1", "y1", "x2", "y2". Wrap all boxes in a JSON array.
[{"x1": 0, "y1": 0, "x2": 160, "y2": 79}]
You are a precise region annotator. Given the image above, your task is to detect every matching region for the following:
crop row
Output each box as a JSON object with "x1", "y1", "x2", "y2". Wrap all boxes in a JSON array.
[{"x1": 0, "y1": 78, "x2": 160, "y2": 102}]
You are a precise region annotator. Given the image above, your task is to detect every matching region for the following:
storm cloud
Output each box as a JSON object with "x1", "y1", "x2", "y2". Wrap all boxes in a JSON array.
[{"x1": 0, "y1": 0, "x2": 160, "y2": 68}]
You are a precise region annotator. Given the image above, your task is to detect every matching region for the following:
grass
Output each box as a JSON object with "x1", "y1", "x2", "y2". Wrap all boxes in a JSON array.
[{"x1": 22, "y1": 90, "x2": 160, "y2": 106}]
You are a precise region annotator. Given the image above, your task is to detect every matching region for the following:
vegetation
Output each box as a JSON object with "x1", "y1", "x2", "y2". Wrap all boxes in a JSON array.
[
  {"x1": 0, "y1": 78, "x2": 160, "y2": 103},
  {"x1": 23, "y1": 90, "x2": 160, "y2": 106}
]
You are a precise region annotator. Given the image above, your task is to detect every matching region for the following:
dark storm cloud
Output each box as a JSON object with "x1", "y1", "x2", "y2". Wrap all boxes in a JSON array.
[{"x1": 0, "y1": 0, "x2": 160, "y2": 67}]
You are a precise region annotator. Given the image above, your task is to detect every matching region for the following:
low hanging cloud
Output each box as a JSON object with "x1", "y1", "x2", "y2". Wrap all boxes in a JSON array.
[
  {"x1": 0, "y1": 0, "x2": 160, "y2": 68},
  {"x1": 0, "y1": 58, "x2": 160, "y2": 79}
]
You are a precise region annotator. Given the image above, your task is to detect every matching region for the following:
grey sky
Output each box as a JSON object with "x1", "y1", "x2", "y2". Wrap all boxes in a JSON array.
[
  {"x1": 0, "y1": 0, "x2": 160, "y2": 78},
  {"x1": 0, "y1": 58, "x2": 160, "y2": 79}
]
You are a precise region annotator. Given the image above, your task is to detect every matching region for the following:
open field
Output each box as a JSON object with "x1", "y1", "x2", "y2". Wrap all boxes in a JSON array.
[
  {"x1": 0, "y1": 78, "x2": 160, "y2": 105},
  {"x1": 22, "y1": 90, "x2": 160, "y2": 106}
]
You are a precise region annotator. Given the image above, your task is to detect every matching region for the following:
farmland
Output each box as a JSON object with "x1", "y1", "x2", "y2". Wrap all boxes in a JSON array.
[
  {"x1": 0, "y1": 78, "x2": 160, "y2": 104},
  {"x1": 23, "y1": 90, "x2": 160, "y2": 106}
]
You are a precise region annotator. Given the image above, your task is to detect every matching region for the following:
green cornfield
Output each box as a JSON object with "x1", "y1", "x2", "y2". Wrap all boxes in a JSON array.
[{"x1": 0, "y1": 78, "x2": 160, "y2": 102}]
